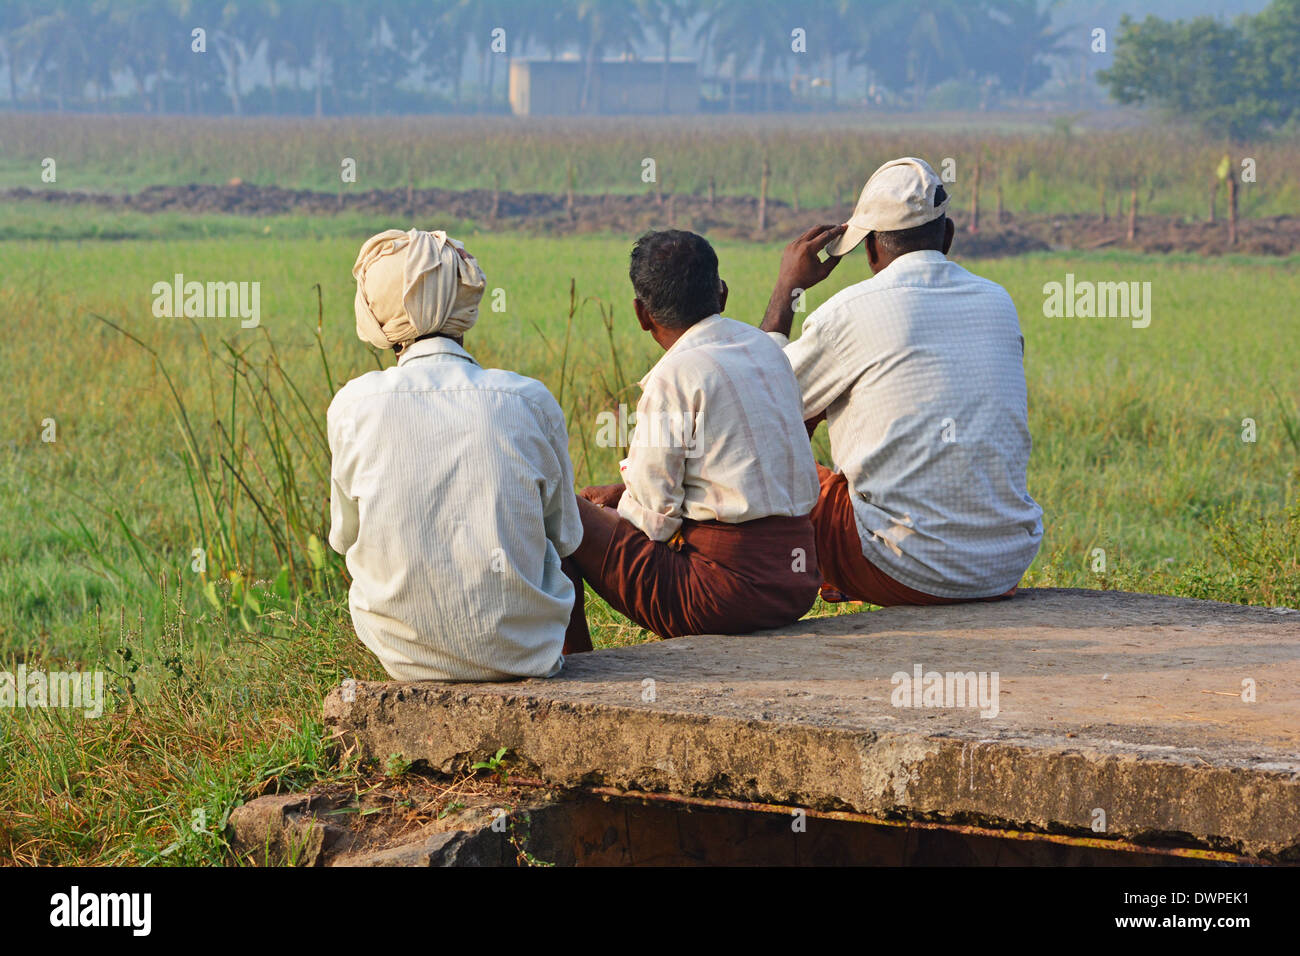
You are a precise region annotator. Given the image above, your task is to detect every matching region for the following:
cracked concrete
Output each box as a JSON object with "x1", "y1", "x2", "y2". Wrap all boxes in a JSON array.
[{"x1": 323, "y1": 588, "x2": 1300, "y2": 860}]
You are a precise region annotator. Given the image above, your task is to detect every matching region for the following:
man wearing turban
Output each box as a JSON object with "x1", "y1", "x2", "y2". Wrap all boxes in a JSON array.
[{"x1": 327, "y1": 229, "x2": 585, "y2": 681}]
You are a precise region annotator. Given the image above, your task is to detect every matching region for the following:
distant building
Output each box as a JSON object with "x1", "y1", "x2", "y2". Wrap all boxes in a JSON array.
[
  {"x1": 508, "y1": 59, "x2": 698, "y2": 116},
  {"x1": 700, "y1": 75, "x2": 796, "y2": 112}
]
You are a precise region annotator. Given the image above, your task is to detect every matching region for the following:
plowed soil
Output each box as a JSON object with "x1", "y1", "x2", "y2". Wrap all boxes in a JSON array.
[{"x1": 9, "y1": 182, "x2": 1298, "y2": 257}]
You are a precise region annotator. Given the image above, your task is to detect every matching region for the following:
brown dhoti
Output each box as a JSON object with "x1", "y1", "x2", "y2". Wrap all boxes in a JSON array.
[
  {"x1": 566, "y1": 506, "x2": 820, "y2": 645},
  {"x1": 811, "y1": 464, "x2": 1018, "y2": 606}
]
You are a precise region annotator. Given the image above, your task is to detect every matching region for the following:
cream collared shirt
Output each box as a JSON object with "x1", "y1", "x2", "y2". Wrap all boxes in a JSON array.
[
  {"x1": 617, "y1": 314, "x2": 820, "y2": 541},
  {"x1": 769, "y1": 250, "x2": 1043, "y2": 598},
  {"x1": 327, "y1": 336, "x2": 582, "y2": 681}
]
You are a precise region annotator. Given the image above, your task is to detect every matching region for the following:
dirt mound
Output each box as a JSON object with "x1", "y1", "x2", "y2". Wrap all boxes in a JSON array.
[{"x1": 8, "y1": 183, "x2": 1297, "y2": 257}]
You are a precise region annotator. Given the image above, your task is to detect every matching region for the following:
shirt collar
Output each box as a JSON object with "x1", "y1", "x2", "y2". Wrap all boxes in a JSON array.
[
  {"x1": 890, "y1": 249, "x2": 949, "y2": 268},
  {"x1": 396, "y1": 335, "x2": 479, "y2": 367},
  {"x1": 638, "y1": 313, "x2": 726, "y2": 387}
]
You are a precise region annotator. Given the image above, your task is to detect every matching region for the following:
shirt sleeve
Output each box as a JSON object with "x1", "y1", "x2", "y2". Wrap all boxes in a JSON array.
[
  {"x1": 543, "y1": 411, "x2": 584, "y2": 559},
  {"x1": 616, "y1": 377, "x2": 689, "y2": 542},
  {"x1": 326, "y1": 403, "x2": 360, "y2": 556},
  {"x1": 778, "y1": 308, "x2": 853, "y2": 421}
]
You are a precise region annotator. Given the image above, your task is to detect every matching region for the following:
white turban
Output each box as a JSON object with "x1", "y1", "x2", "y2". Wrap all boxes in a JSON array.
[{"x1": 352, "y1": 229, "x2": 486, "y2": 350}]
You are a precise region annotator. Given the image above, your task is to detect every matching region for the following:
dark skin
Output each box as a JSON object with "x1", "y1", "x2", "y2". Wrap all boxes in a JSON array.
[
  {"x1": 579, "y1": 279, "x2": 729, "y2": 509},
  {"x1": 760, "y1": 217, "x2": 955, "y2": 433},
  {"x1": 394, "y1": 332, "x2": 463, "y2": 357},
  {"x1": 565, "y1": 280, "x2": 733, "y2": 652}
]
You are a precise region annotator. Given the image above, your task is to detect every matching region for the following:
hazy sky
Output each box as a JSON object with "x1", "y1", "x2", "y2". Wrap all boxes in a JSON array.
[{"x1": 1052, "y1": 1, "x2": 1271, "y2": 17}]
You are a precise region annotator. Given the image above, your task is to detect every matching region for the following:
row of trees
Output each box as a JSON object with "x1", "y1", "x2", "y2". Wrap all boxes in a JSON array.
[
  {"x1": 1101, "y1": 0, "x2": 1300, "y2": 138},
  {"x1": 0, "y1": 0, "x2": 1075, "y2": 115}
]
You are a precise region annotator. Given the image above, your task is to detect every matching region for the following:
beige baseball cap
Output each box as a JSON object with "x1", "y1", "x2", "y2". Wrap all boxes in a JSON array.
[{"x1": 825, "y1": 157, "x2": 950, "y2": 257}]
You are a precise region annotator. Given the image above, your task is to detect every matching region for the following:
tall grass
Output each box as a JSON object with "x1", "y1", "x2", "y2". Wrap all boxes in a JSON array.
[
  {"x1": 1, "y1": 237, "x2": 1297, "y2": 865},
  {"x1": 4, "y1": 113, "x2": 1298, "y2": 219}
]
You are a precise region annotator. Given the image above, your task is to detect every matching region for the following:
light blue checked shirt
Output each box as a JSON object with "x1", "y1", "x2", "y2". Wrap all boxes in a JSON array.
[{"x1": 770, "y1": 250, "x2": 1043, "y2": 598}]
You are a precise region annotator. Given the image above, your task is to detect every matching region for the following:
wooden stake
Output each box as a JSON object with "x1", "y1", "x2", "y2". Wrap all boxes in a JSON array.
[
  {"x1": 1126, "y1": 179, "x2": 1138, "y2": 242},
  {"x1": 1208, "y1": 181, "x2": 1217, "y2": 223},
  {"x1": 708, "y1": 176, "x2": 716, "y2": 209},
  {"x1": 995, "y1": 178, "x2": 1004, "y2": 225},
  {"x1": 566, "y1": 160, "x2": 575, "y2": 223},
  {"x1": 1099, "y1": 182, "x2": 1107, "y2": 223},
  {"x1": 758, "y1": 158, "x2": 769, "y2": 234},
  {"x1": 491, "y1": 173, "x2": 500, "y2": 221},
  {"x1": 968, "y1": 159, "x2": 981, "y2": 233},
  {"x1": 1227, "y1": 169, "x2": 1238, "y2": 245}
]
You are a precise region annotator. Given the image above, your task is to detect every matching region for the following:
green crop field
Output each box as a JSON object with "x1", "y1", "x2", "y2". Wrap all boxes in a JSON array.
[
  {"x1": 2, "y1": 226, "x2": 1298, "y2": 865},
  {"x1": 6, "y1": 113, "x2": 1300, "y2": 219}
]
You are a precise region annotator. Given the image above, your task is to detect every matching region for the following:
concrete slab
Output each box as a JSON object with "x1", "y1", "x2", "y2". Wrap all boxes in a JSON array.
[{"x1": 324, "y1": 588, "x2": 1300, "y2": 860}]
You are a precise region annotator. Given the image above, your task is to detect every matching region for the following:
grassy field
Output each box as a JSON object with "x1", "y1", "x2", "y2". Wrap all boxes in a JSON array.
[
  {"x1": 4, "y1": 113, "x2": 1299, "y2": 219},
  {"x1": 1, "y1": 228, "x2": 1298, "y2": 865}
]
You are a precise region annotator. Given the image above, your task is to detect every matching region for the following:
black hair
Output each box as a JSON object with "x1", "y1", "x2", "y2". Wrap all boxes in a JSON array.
[
  {"x1": 628, "y1": 229, "x2": 722, "y2": 329},
  {"x1": 873, "y1": 184, "x2": 949, "y2": 258}
]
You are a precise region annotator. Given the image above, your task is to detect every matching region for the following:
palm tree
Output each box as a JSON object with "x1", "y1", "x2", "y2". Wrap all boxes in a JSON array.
[
  {"x1": 523, "y1": 0, "x2": 582, "y2": 60},
  {"x1": 840, "y1": 0, "x2": 968, "y2": 107},
  {"x1": 575, "y1": 0, "x2": 644, "y2": 113},
  {"x1": 637, "y1": 0, "x2": 697, "y2": 112},
  {"x1": 305, "y1": 2, "x2": 364, "y2": 117},
  {"x1": 704, "y1": 0, "x2": 790, "y2": 112},
  {"x1": 989, "y1": 0, "x2": 1072, "y2": 98},
  {"x1": 0, "y1": 1, "x2": 33, "y2": 105},
  {"x1": 14, "y1": 0, "x2": 100, "y2": 111},
  {"x1": 105, "y1": 1, "x2": 182, "y2": 112}
]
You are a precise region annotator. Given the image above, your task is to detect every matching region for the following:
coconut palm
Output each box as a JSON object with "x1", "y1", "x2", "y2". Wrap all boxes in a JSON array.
[
  {"x1": 13, "y1": 0, "x2": 101, "y2": 110},
  {"x1": 575, "y1": 0, "x2": 644, "y2": 113},
  {"x1": 704, "y1": 0, "x2": 791, "y2": 111},
  {"x1": 637, "y1": 0, "x2": 699, "y2": 112}
]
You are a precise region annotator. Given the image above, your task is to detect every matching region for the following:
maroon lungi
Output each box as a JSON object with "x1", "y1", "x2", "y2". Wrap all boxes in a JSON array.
[
  {"x1": 811, "y1": 464, "x2": 1018, "y2": 606},
  {"x1": 571, "y1": 511, "x2": 820, "y2": 640}
]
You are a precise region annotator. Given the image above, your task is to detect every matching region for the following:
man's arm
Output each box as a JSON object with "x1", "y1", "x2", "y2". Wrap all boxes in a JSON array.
[
  {"x1": 615, "y1": 385, "x2": 690, "y2": 542},
  {"x1": 761, "y1": 223, "x2": 846, "y2": 338},
  {"x1": 540, "y1": 404, "x2": 584, "y2": 558},
  {"x1": 326, "y1": 410, "x2": 360, "y2": 555}
]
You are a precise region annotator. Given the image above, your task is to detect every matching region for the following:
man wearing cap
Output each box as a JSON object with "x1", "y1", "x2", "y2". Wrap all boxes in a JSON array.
[
  {"x1": 328, "y1": 228, "x2": 584, "y2": 681},
  {"x1": 563, "y1": 229, "x2": 822, "y2": 648},
  {"x1": 761, "y1": 158, "x2": 1043, "y2": 606}
]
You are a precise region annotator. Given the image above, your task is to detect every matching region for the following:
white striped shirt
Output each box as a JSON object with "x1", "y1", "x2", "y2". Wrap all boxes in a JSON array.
[
  {"x1": 770, "y1": 250, "x2": 1043, "y2": 598},
  {"x1": 618, "y1": 314, "x2": 820, "y2": 541},
  {"x1": 327, "y1": 336, "x2": 582, "y2": 681}
]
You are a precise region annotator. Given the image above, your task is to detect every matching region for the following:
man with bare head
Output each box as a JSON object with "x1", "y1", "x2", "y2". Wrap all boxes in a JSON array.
[{"x1": 564, "y1": 229, "x2": 822, "y2": 649}]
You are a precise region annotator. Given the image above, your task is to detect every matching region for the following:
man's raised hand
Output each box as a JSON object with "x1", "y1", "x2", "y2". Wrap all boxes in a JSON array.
[
  {"x1": 761, "y1": 223, "x2": 847, "y2": 337},
  {"x1": 777, "y1": 223, "x2": 847, "y2": 292}
]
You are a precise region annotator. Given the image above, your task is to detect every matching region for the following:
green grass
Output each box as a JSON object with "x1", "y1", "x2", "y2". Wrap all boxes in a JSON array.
[
  {"x1": 0, "y1": 202, "x2": 469, "y2": 242},
  {"x1": 1, "y1": 231, "x2": 1297, "y2": 864},
  {"x1": 4, "y1": 112, "x2": 1298, "y2": 218}
]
